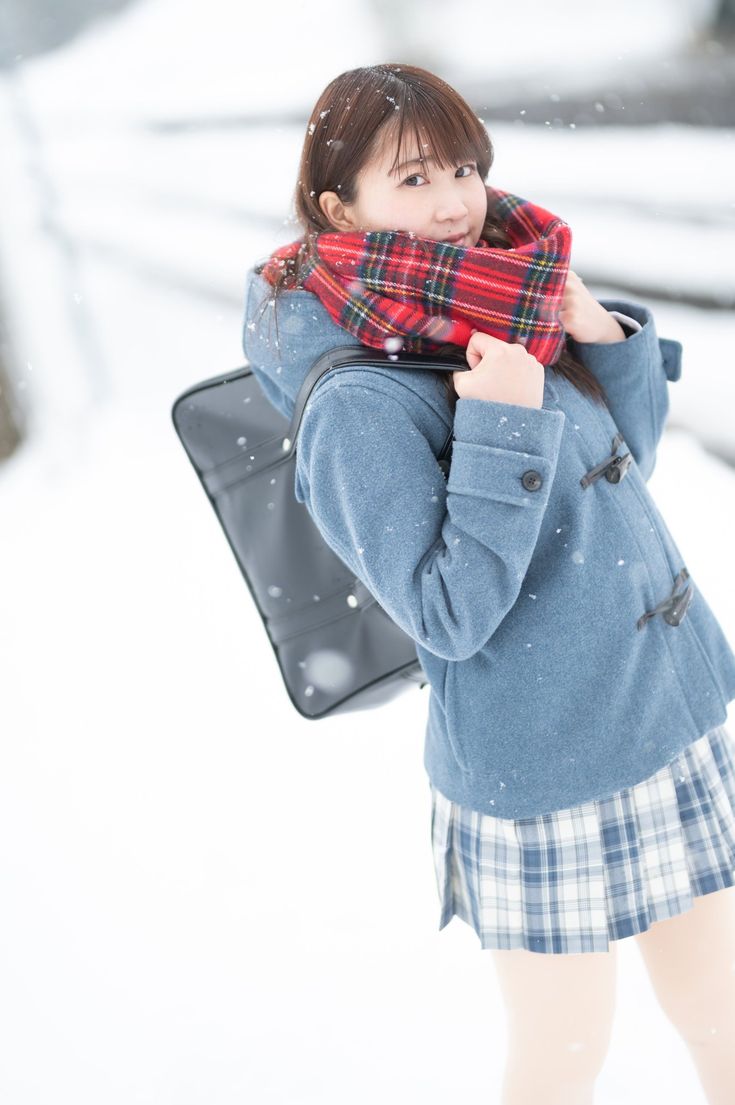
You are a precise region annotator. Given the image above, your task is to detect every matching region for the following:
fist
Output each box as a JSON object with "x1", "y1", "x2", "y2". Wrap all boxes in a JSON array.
[
  {"x1": 559, "y1": 270, "x2": 626, "y2": 343},
  {"x1": 452, "y1": 329, "x2": 545, "y2": 409}
]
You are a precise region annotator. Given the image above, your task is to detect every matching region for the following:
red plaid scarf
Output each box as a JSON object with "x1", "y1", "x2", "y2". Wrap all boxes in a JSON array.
[{"x1": 260, "y1": 186, "x2": 572, "y2": 366}]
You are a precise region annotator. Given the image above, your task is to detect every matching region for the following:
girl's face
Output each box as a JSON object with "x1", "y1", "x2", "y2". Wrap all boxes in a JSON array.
[{"x1": 319, "y1": 129, "x2": 488, "y2": 248}]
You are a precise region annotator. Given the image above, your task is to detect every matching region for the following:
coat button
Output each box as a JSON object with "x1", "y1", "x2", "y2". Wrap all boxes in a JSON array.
[{"x1": 521, "y1": 469, "x2": 543, "y2": 491}]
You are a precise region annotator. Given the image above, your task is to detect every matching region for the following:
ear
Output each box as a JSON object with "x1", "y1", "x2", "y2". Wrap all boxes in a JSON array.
[{"x1": 318, "y1": 190, "x2": 358, "y2": 232}]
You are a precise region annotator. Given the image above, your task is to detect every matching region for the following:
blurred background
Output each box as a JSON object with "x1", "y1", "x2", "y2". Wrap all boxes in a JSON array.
[{"x1": 1, "y1": 2, "x2": 733, "y2": 1103}]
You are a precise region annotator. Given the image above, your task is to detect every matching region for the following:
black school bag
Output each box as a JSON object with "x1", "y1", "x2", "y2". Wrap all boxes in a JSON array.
[{"x1": 171, "y1": 344, "x2": 464, "y2": 719}]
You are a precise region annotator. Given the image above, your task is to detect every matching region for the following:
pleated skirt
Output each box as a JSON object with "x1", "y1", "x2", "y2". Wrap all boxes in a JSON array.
[{"x1": 430, "y1": 722, "x2": 735, "y2": 954}]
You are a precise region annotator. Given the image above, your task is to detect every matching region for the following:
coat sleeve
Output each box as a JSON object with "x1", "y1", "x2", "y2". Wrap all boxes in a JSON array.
[
  {"x1": 294, "y1": 378, "x2": 566, "y2": 662},
  {"x1": 565, "y1": 298, "x2": 683, "y2": 482}
]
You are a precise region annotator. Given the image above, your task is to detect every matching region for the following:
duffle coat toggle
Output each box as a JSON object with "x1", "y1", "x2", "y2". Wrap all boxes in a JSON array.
[
  {"x1": 580, "y1": 432, "x2": 632, "y2": 489},
  {"x1": 637, "y1": 567, "x2": 694, "y2": 630}
]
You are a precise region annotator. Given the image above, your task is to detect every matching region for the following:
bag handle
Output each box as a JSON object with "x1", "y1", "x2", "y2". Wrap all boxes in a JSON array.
[{"x1": 283, "y1": 344, "x2": 466, "y2": 465}]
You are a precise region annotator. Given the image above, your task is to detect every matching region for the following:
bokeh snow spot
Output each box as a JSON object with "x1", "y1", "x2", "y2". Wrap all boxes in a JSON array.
[
  {"x1": 301, "y1": 648, "x2": 354, "y2": 693},
  {"x1": 383, "y1": 336, "x2": 404, "y2": 354}
]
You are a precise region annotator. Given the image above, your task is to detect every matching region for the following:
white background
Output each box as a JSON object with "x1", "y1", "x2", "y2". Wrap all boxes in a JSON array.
[{"x1": 0, "y1": 2, "x2": 734, "y2": 1102}]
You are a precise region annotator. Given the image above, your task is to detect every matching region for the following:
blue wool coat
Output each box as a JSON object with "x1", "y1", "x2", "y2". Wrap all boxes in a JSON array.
[{"x1": 242, "y1": 266, "x2": 735, "y2": 819}]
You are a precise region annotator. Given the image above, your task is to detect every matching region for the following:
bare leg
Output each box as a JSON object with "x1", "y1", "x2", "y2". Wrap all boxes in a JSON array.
[
  {"x1": 633, "y1": 884, "x2": 735, "y2": 1105},
  {"x1": 490, "y1": 943, "x2": 618, "y2": 1105}
]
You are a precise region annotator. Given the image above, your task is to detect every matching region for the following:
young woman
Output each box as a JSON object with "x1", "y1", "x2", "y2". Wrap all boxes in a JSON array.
[{"x1": 242, "y1": 63, "x2": 735, "y2": 1104}]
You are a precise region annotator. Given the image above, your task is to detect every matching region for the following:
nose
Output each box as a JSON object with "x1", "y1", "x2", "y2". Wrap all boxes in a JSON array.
[{"x1": 435, "y1": 181, "x2": 470, "y2": 224}]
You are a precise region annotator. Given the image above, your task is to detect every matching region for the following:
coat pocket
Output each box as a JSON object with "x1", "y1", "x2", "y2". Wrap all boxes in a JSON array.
[{"x1": 442, "y1": 659, "x2": 470, "y2": 772}]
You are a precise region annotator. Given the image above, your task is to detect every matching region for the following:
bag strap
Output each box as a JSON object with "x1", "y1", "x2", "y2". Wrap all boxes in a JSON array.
[{"x1": 284, "y1": 344, "x2": 465, "y2": 464}]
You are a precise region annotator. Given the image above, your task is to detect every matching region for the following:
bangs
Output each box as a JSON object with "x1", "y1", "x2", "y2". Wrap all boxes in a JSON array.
[{"x1": 378, "y1": 82, "x2": 491, "y2": 178}]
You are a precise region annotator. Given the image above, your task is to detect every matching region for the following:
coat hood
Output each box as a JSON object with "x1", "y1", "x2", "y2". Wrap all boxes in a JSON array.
[{"x1": 241, "y1": 267, "x2": 363, "y2": 422}]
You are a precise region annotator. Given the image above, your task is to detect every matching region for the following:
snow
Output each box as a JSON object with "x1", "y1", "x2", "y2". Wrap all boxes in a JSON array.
[{"x1": 0, "y1": 2, "x2": 734, "y2": 1103}]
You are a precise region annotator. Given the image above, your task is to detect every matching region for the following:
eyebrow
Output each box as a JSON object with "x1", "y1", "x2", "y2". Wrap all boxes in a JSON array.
[{"x1": 389, "y1": 154, "x2": 437, "y2": 176}]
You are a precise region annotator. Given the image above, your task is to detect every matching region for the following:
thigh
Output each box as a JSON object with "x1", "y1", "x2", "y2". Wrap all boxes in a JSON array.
[
  {"x1": 633, "y1": 885, "x2": 735, "y2": 1039},
  {"x1": 490, "y1": 944, "x2": 619, "y2": 1054}
]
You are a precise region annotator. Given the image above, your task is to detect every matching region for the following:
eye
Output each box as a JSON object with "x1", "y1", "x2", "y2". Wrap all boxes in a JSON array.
[{"x1": 402, "y1": 163, "x2": 477, "y2": 187}]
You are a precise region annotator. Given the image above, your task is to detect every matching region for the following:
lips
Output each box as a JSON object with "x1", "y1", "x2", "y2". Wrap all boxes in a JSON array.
[{"x1": 444, "y1": 233, "x2": 468, "y2": 244}]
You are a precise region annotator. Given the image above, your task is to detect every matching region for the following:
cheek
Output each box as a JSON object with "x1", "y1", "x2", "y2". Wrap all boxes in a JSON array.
[
  {"x1": 388, "y1": 195, "x2": 428, "y2": 234},
  {"x1": 471, "y1": 182, "x2": 488, "y2": 223},
  {"x1": 368, "y1": 193, "x2": 409, "y2": 231}
]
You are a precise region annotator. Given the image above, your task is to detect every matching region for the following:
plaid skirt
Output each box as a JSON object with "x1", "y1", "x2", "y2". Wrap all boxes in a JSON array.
[{"x1": 430, "y1": 722, "x2": 735, "y2": 955}]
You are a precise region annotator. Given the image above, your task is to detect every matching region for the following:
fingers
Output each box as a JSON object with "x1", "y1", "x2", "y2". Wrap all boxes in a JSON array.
[{"x1": 467, "y1": 329, "x2": 494, "y2": 356}]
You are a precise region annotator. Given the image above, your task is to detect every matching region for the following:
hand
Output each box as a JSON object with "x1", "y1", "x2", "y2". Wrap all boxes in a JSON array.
[
  {"x1": 453, "y1": 330, "x2": 545, "y2": 409},
  {"x1": 559, "y1": 270, "x2": 626, "y2": 344}
]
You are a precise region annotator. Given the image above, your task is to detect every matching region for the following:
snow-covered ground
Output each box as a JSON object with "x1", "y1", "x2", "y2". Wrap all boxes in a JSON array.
[{"x1": 0, "y1": 3, "x2": 734, "y2": 1103}]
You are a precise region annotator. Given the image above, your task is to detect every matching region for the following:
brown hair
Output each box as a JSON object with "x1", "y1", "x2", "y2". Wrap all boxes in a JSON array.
[{"x1": 255, "y1": 62, "x2": 607, "y2": 413}]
